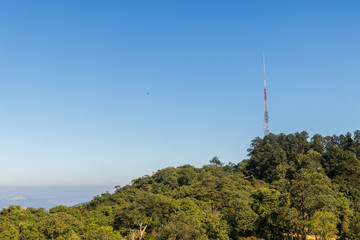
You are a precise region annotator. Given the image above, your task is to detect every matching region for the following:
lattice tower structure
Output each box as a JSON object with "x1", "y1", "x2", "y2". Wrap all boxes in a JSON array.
[{"x1": 263, "y1": 52, "x2": 269, "y2": 136}]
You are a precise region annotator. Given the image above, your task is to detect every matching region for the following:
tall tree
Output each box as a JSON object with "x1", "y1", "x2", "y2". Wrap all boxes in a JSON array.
[{"x1": 289, "y1": 169, "x2": 337, "y2": 240}]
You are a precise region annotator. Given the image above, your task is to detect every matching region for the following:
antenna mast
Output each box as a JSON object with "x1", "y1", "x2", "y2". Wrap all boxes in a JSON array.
[{"x1": 263, "y1": 52, "x2": 270, "y2": 136}]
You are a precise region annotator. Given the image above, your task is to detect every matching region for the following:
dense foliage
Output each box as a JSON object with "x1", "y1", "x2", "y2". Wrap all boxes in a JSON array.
[{"x1": 1, "y1": 131, "x2": 360, "y2": 239}]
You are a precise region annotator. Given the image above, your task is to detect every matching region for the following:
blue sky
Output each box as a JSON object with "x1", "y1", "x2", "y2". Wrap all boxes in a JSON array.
[{"x1": 0, "y1": 1, "x2": 359, "y2": 186}]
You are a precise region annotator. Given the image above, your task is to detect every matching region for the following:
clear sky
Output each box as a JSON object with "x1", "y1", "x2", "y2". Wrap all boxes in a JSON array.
[{"x1": 0, "y1": 1, "x2": 359, "y2": 186}]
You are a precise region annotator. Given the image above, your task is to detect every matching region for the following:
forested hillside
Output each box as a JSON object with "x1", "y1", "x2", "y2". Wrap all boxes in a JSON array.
[{"x1": 1, "y1": 131, "x2": 360, "y2": 240}]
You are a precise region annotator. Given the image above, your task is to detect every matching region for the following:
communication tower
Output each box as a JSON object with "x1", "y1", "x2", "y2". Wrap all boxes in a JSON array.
[{"x1": 263, "y1": 52, "x2": 269, "y2": 136}]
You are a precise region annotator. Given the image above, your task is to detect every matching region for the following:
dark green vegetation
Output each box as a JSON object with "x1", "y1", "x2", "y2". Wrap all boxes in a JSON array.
[{"x1": 1, "y1": 131, "x2": 360, "y2": 240}]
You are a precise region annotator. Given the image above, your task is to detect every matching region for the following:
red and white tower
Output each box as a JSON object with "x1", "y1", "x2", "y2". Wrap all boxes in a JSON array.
[{"x1": 263, "y1": 52, "x2": 269, "y2": 136}]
